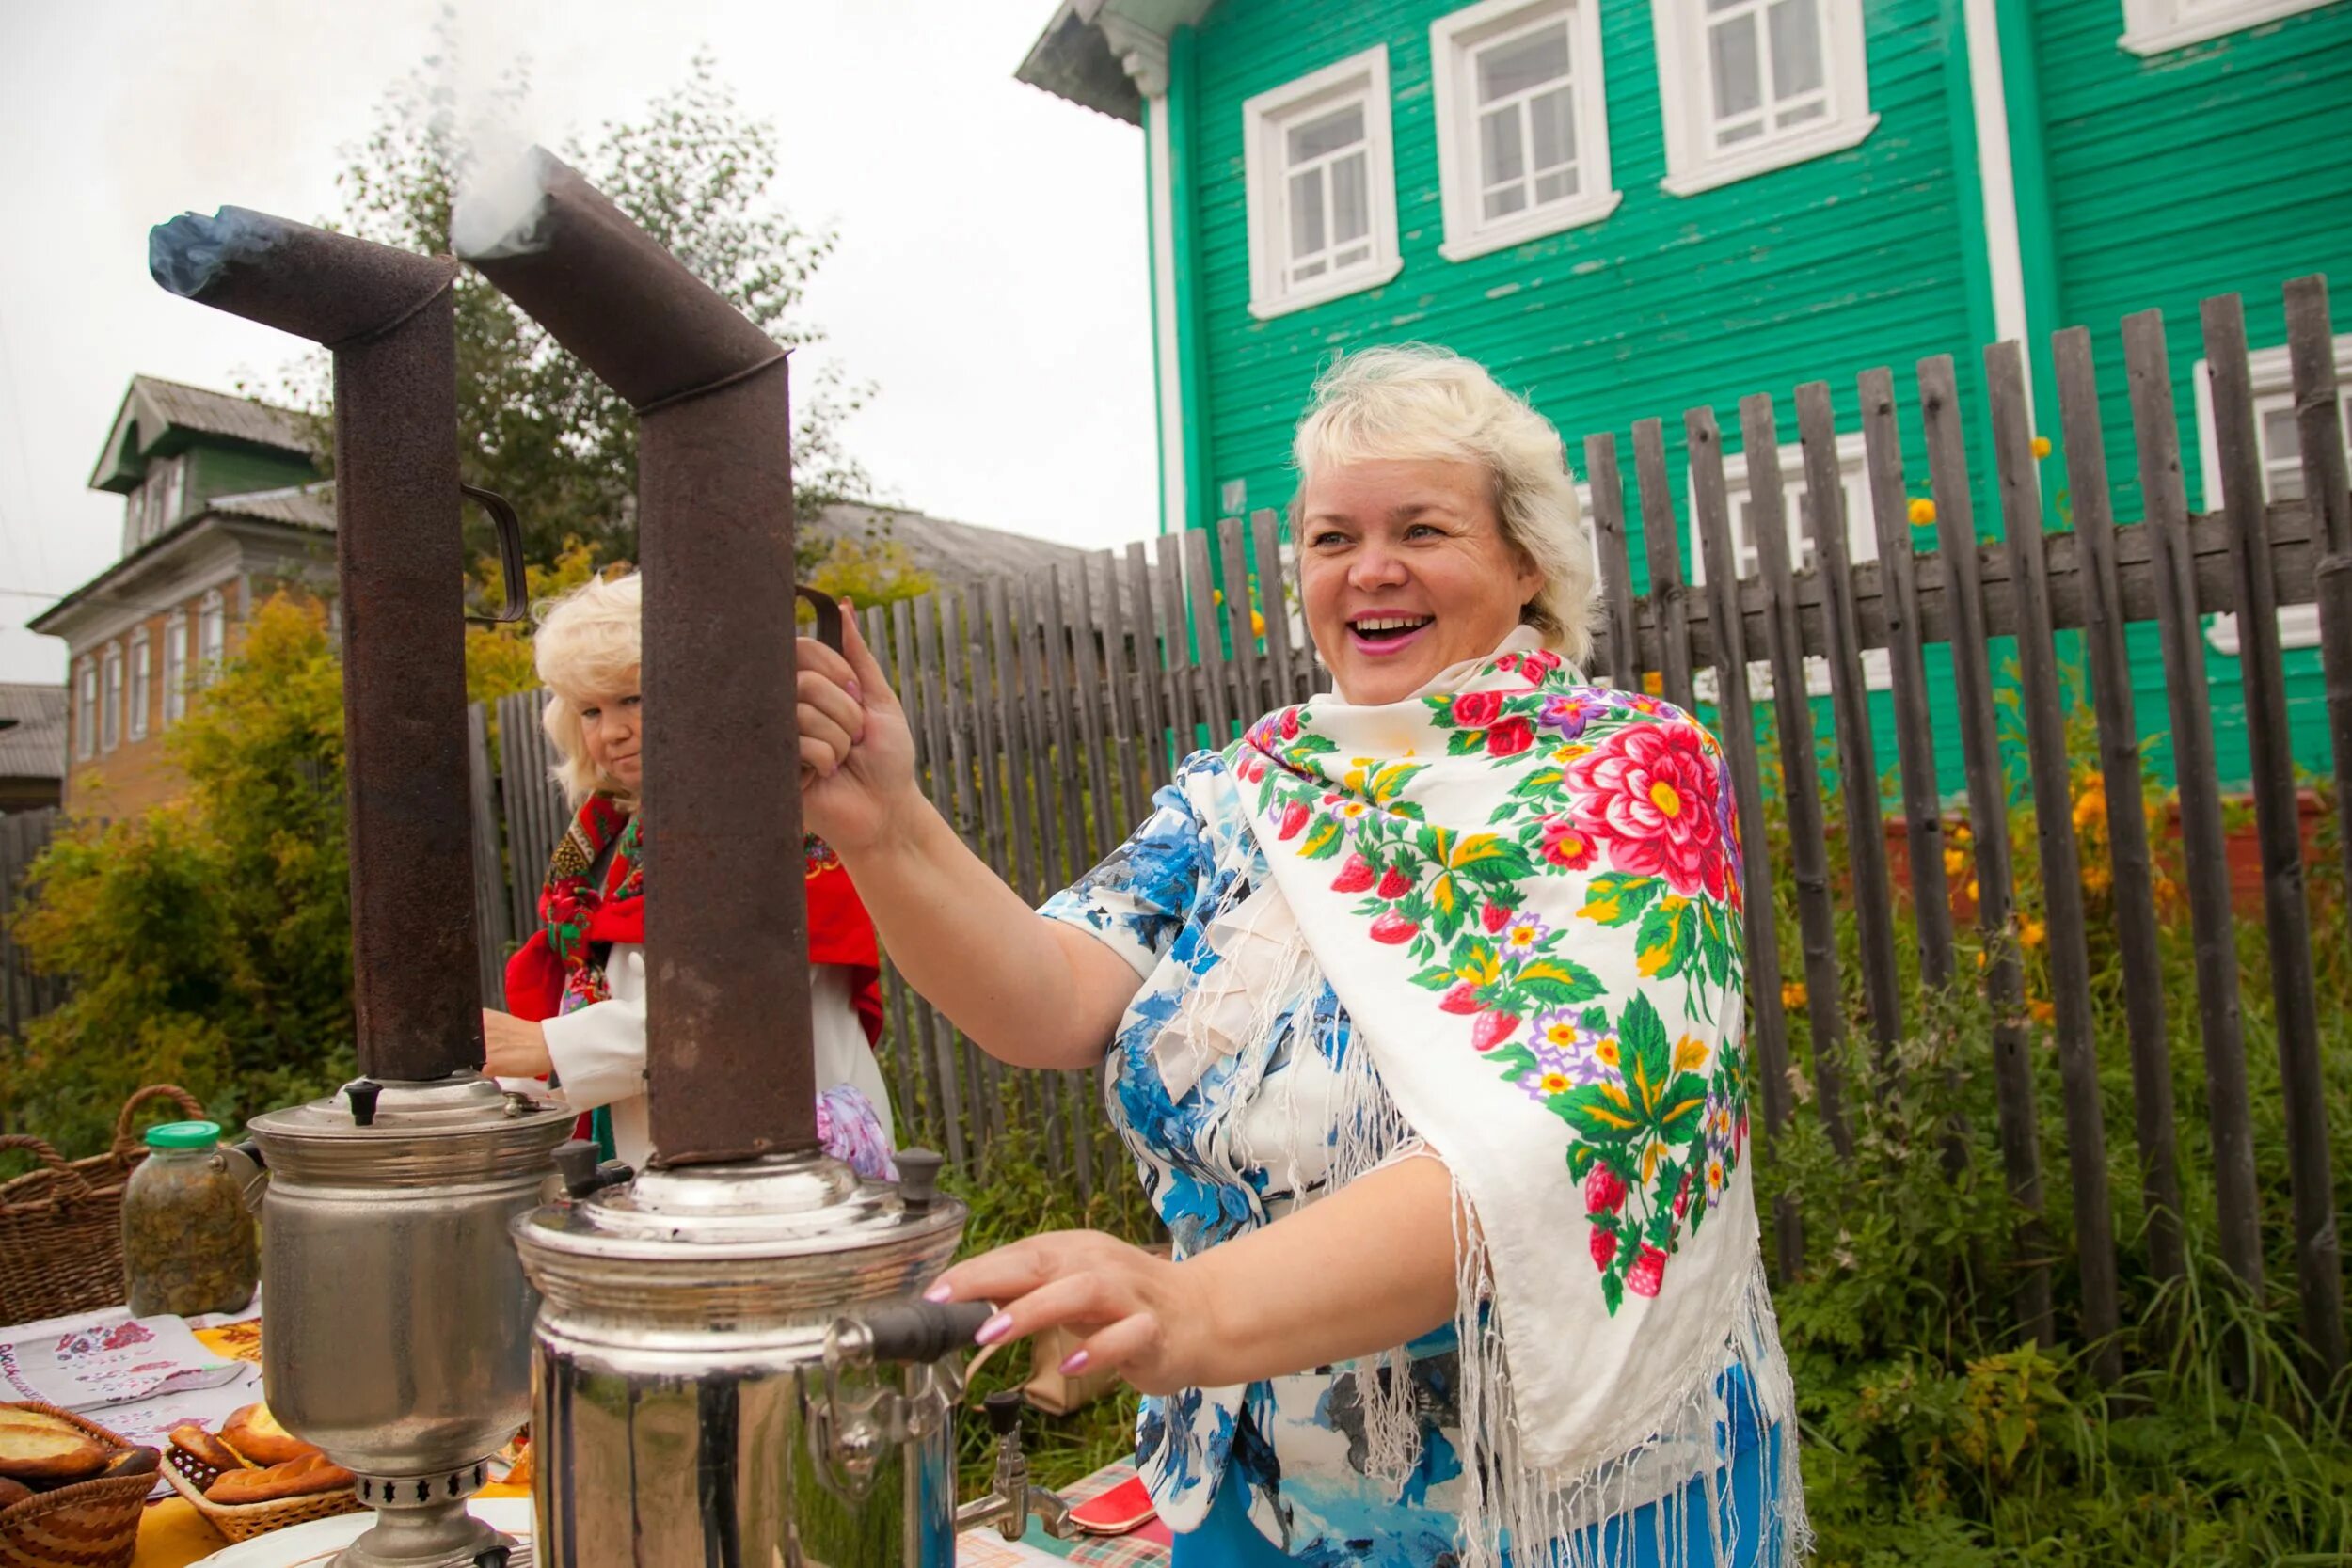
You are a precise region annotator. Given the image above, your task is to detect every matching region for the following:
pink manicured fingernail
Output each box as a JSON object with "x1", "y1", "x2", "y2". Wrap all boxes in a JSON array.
[
  {"x1": 975, "y1": 1312, "x2": 1012, "y2": 1346},
  {"x1": 923, "y1": 1282, "x2": 953, "y2": 1304},
  {"x1": 1058, "y1": 1350, "x2": 1090, "y2": 1375}
]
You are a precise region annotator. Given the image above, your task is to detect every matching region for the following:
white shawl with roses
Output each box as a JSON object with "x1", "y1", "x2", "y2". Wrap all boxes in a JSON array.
[{"x1": 1227, "y1": 633, "x2": 1802, "y2": 1565}]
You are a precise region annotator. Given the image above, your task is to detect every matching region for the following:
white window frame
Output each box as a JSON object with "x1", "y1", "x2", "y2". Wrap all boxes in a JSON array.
[
  {"x1": 2192, "y1": 333, "x2": 2349, "y2": 657},
  {"x1": 101, "y1": 641, "x2": 124, "y2": 753},
  {"x1": 75, "y1": 659, "x2": 97, "y2": 762},
  {"x1": 128, "y1": 631, "x2": 151, "y2": 742},
  {"x1": 199, "y1": 588, "x2": 228, "y2": 686},
  {"x1": 1651, "y1": 0, "x2": 1877, "y2": 198},
  {"x1": 2120, "y1": 0, "x2": 2336, "y2": 55},
  {"x1": 1689, "y1": 429, "x2": 1892, "y2": 701},
  {"x1": 164, "y1": 610, "x2": 189, "y2": 725},
  {"x1": 1431, "y1": 0, "x2": 1621, "y2": 261},
  {"x1": 1243, "y1": 45, "x2": 1404, "y2": 320}
]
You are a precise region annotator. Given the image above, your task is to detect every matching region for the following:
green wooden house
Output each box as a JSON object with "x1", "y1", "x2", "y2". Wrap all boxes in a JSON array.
[{"x1": 1017, "y1": 0, "x2": 2351, "y2": 791}]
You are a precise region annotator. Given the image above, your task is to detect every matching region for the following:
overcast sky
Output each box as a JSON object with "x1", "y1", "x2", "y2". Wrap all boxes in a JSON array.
[{"x1": 0, "y1": 0, "x2": 1155, "y2": 684}]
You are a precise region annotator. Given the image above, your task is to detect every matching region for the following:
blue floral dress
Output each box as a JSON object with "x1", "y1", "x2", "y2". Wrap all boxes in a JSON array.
[
  {"x1": 1042, "y1": 748, "x2": 1780, "y2": 1567},
  {"x1": 1042, "y1": 749, "x2": 1479, "y2": 1563}
]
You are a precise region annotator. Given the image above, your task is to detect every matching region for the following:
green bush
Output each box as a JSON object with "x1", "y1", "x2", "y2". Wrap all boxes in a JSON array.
[{"x1": 3, "y1": 596, "x2": 355, "y2": 1153}]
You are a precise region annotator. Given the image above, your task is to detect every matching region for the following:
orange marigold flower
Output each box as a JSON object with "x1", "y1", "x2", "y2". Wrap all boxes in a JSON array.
[
  {"x1": 2028, "y1": 998, "x2": 2056, "y2": 1024},
  {"x1": 1908, "y1": 497, "x2": 1936, "y2": 526},
  {"x1": 2031, "y1": 436, "x2": 2052, "y2": 460},
  {"x1": 1781, "y1": 981, "x2": 1807, "y2": 1011},
  {"x1": 2020, "y1": 917, "x2": 2045, "y2": 948}
]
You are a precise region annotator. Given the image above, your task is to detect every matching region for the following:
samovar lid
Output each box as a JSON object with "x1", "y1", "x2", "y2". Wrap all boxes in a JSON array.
[
  {"x1": 516, "y1": 1150, "x2": 964, "y2": 1265},
  {"x1": 248, "y1": 1072, "x2": 574, "y2": 1185}
]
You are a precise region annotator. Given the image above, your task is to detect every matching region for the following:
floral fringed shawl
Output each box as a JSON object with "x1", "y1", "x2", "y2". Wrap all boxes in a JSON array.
[{"x1": 1218, "y1": 632, "x2": 1805, "y2": 1566}]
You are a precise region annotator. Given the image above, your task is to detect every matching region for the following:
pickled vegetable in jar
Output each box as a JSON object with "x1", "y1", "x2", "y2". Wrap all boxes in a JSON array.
[{"x1": 120, "y1": 1120, "x2": 258, "y2": 1318}]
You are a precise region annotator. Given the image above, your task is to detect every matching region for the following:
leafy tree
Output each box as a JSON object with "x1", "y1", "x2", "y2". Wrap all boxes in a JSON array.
[
  {"x1": 276, "y1": 46, "x2": 896, "y2": 584},
  {"x1": 5, "y1": 598, "x2": 355, "y2": 1152}
]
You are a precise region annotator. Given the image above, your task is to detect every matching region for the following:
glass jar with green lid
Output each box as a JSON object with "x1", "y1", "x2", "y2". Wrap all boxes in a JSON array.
[{"x1": 120, "y1": 1120, "x2": 259, "y2": 1317}]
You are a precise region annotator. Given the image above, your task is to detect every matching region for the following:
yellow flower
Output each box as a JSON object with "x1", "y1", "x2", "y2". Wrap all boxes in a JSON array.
[
  {"x1": 1781, "y1": 980, "x2": 1807, "y2": 1011},
  {"x1": 2028, "y1": 998, "x2": 2056, "y2": 1024},
  {"x1": 1907, "y1": 497, "x2": 1937, "y2": 526},
  {"x1": 1213, "y1": 588, "x2": 1224, "y2": 604},
  {"x1": 1595, "y1": 1037, "x2": 1621, "y2": 1069},
  {"x1": 1250, "y1": 610, "x2": 1267, "y2": 638},
  {"x1": 1943, "y1": 846, "x2": 1970, "y2": 881},
  {"x1": 1642, "y1": 671, "x2": 1665, "y2": 696},
  {"x1": 2031, "y1": 436, "x2": 2052, "y2": 460},
  {"x1": 2020, "y1": 917, "x2": 2045, "y2": 949}
]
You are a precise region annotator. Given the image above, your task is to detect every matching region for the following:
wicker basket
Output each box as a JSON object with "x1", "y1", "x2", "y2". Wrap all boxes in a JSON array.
[
  {"x1": 0, "y1": 1405, "x2": 151, "y2": 1568},
  {"x1": 161, "y1": 1440, "x2": 366, "y2": 1545},
  {"x1": 0, "y1": 1085, "x2": 206, "y2": 1323}
]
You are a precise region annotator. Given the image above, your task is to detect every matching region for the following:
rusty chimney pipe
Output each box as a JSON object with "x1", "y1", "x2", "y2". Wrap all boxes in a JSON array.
[
  {"x1": 150, "y1": 210, "x2": 482, "y2": 1084},
  {"x1": 457, "y1": 150, "x2": 816, "y2": 1167}
]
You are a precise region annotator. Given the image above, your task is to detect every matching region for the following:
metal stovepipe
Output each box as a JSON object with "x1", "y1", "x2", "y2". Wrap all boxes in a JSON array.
[
  {"x1": 460, "y1": 150, "x2": 817, "y2": 1167},
  {"x1": 150, "y1": 210, "x2": 480, "y2": 1082}
]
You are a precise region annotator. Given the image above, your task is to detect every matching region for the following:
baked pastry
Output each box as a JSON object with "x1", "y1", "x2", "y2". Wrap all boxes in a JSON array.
[
  {"x1": 168, "y1": 1422, "x2": 246, "y2": 1475},
  {"x1": 103, "y1": 1446, "x2": 160, "y2": 1478},
  {"x1": 205, "y1": 1450, "x2": 355, "y2": 1506},
  {"x1": 220, "y1": 1403, "x2": 316, "y2": 1466},
  {"x1": 0, "y1": 1475, "x2": 33, "y2": 1508},
  {"x1": 0, "y1": 1408, "x2": 110, "y2": 1483}
]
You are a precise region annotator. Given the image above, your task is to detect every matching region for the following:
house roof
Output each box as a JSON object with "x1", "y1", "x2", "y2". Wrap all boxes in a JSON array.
[
  {"x1": 1013, "y1": 1, "x2": 1215, "y2": 121},
  {"x1": 88, "y1": 376, "x2": 316, "y2": 493},
  {"x1": 1014, "y1": 2, "x2": 1145, "y2": 124},
  {"x1": 207, "y1": 483, "x2": 337, "y2": 530},
  {"x1": 26, "y1": 484, "x2": 334, "y2": 639},
  {"x1": 808, "y1": 503, "x2": 1094, "y2": 591},
  {"x1": 0, "y1": 683, "x2": 68, "y2": 783}
]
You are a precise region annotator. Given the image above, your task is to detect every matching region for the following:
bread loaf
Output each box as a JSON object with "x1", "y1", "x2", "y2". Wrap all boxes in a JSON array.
[
  {"x1": 205, "y1": 1450, "x2": 355, "y2": 1506},
  {"x1": 220, "y1": 1402, "x2": 316, "y2": 1466},
  {"x1": 0, "y1": 1408, "x2": 110, "y2": 1483},
  {"x1": 168, "y1": 1422, "x2": 246, "y2": 1475},
  {"x1": 0, "y1": 1475, "x2": 33, "y2": 1508}
]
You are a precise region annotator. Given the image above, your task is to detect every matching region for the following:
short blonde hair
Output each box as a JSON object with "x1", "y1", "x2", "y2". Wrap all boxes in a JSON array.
[
  {"x1": 533, "y1": 571, "x2": 642, "y2": 806},
  {"x1": 1291, "y1": 344, "x2": 1597, "y2": 665}
]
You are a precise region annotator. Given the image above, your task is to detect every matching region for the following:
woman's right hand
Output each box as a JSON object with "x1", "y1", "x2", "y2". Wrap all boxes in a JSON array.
[{"x1": 796, "y1": 608, "x2": 920, "y2": 854}]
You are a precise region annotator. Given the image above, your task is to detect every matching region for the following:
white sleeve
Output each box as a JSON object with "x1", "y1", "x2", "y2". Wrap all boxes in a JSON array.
[
  {"x1": 541, "y1": 952, "x2": 647, "y2": 1114},
  {"x1": 810, "y1": 964, "x2": 896, "y2": 1149}
]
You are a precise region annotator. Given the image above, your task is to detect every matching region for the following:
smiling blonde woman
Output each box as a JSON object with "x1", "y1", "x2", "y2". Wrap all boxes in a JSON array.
[{"x1": 793, "y1": 346, "x2": 1801, "y2": 1567}]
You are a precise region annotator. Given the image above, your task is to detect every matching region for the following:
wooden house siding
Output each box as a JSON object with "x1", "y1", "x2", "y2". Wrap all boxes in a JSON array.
[
  {"x1": 2029, "y1": 0, "x2": 2352, "y2": 783},
  {"x1": 1187, "y1": 0, "x2": 1985, "y2": 533},
  {"x1": 1178, "y1": 0, "x2": 1990, "y2": 798}
]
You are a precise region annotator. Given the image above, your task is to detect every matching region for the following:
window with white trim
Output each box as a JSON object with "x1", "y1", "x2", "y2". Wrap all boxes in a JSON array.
[
  {"x1": 164, "y1": 610, "x2": 189, "y2": 725},
  {"x1": 2193, "y1": 333, "x2": 2349, "y2": 657},
  {"x1": 101, "y1": 642, "x2": 124, "y2": 752},
  {"x1": 1651, "y1": 0, "x2": 1876, "y2": 198},
  {"x1": 1432, "y1": 0, "x2": 1619, "y2": 260},
  {"x1": 2120, "y1": 0, "x2": 2336, "y2": 55},
  {"x1": 1244, "y1": 46, "x2": 1402, "y2": 319},
  {"x1": 75, "y1": 659, "x2": 97, "y2": 762},
  {"x1": 199, "y1": 589, "x2": 228, "y2": 685},
  {"x1": 128, "y1": 632, "x2": 151, "y2": 742},
  {"x1": 1689, "y1": 430, "x2": 1891, "y2": 700}
]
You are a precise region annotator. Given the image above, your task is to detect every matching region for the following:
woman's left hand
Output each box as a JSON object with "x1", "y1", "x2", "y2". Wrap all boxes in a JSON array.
[
  {"x1": 926, "y1": 1230, "x2": 1214, "y2": 1397},
  {"x1": 481, "y1": 1009, "x2": 552, "y2": 1079}
]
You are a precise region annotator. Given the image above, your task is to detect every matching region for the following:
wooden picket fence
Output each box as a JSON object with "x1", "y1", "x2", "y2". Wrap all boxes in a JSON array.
[
  {"x1": 831, "y1": 277, "x2": 2346, "y2": 1386},
  {"x1": 436, "y1": 277, "x2": 2348, "y2": 1383}
]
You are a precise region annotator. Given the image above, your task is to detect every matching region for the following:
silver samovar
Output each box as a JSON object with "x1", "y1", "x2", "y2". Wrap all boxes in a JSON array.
[
  {"x1": 460, "y1": 151, "x2": 1078, "y2": 1565},
  {"x1": 150, "y1": 209, "x2": 576, "y2": 1568},
  {"x1": 515, "y1": 1146, "x2": 975, "y2": 1565}
]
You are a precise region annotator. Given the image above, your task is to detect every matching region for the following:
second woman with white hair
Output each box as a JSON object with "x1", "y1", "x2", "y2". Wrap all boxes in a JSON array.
[
  {"x1": 484, "y1": 570, "x2": 898, "y2": 1180},
  {"x1": 795, "y1": 345, "x2": 1799, "y2": 1565}
]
